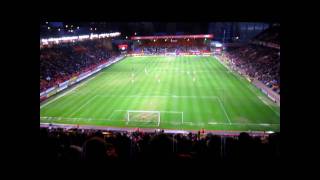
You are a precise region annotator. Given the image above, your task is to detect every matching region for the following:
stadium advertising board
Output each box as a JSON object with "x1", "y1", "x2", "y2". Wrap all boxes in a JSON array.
[
  {"x1": 47, "y1": 88, "x2": 58, "y2": 98},
  {"x1": 101, "y1": 62, "x2": 110, "y2": 68},
  {"x1": 40, "y1": 91, "x2": 46, "y2": 97},
  {"x1": 45, "y1": 87, "x2": 56, "y2": 94},
  {"x1": 59, "y1": 80, "x2": 69, "y2": 87},
  {"x1": 268, "y1": 94, "x2": 276, "y2": 102},
  {"x1": 202, "y1": 53, "x2": 211, "y2": 56},
  {"x1": 97, "y1": 64, "x2": 104, "y2": 69},
  {"x1": 57, "y1": 84, "x2": 68, "y2": 92},
  {"x1": 78, "y1": 70, "x2": 92, "y2": 78},
  {"x1": 131, "y1": 52, "x2": 212, "y2": 56},
  {"x1": 91, "y1": 68, "x2": 102, "y2": 74},
  {"x1": 68, "y1": 76, "x2": 78, "y2": 85},
  {"x1": 261, "y1": 89, "x2": 268, "y2": 96},
  {"x1": 77, "y1": 71, "x2": 92, "y2": 82},
  {"x1": 165, "y1": 53, "x2": 177, "y2": 56}
]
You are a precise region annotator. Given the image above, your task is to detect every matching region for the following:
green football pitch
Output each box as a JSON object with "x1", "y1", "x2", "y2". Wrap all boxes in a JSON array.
[{"x1": 40, "y1": 56, "x2": 280, "y2": 132}]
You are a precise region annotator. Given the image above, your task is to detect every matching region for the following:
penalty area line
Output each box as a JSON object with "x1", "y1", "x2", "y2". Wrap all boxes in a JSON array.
[{"x1": 216, "y1": 97, "x2": 232, "y2": 125}]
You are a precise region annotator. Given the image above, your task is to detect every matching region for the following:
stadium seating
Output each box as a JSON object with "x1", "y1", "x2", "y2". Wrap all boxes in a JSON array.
[
  {"x1": 131, "y1": 39, "x2": 210, "y2": 54},
  {"x1": 40, "y1": 39, "x2": 120, "y2": 92},
  {"x1": 221, "y1": 25, "x2": 280, "y2": 94},
  {"x1": 40, "y1": 127, "x2": 280, "y2": 161}
]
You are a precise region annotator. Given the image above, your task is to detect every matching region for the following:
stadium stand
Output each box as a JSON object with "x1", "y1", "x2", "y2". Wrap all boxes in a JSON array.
[
  {"x1": 40, "y1": 127, "x2": 279, "y2": 161},
  {"x1": 220, "y1": 25, "x2": 280, "y2": 94},
  {"x1": 40, "y1": 39, "x2": 120, "y2": 92},
  {"x1": 254, "y1": 24, "x2": 280, "y2": 45},
  {"x1": 131, "y1": 38, "x2": 210, "y2": 55}
]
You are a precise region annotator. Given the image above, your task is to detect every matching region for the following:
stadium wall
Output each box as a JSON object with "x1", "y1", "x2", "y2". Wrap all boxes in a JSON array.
[{"x1": 40, "y1": 55, "x2": 125, "y2": 102}]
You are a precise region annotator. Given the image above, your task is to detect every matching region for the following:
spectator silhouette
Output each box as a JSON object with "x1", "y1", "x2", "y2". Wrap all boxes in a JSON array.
[
  {"x1": 82, "y1": 137, "x2": 108, "y2": 161},
  {"x1": 149, "y1": 133, "x2": 174, "y2": 160}
]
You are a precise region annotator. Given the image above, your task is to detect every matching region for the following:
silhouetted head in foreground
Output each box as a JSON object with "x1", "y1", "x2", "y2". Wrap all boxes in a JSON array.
[
  {"x1": 149, "y1": 133, "x2": 174, "y2": 160},
  {"x1": 82, "y1": 137, "x2": 108, "y2": 161}
]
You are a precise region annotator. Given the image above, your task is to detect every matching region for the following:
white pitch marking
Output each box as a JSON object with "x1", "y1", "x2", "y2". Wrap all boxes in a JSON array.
[
  {"x1": 216, "y1": 97, "x2": 232, "y2": 125},
  {"x1": 258, "y1": 96, "x2": 280, "y2": 117},
  {"x1": 183, "y1": 122, "x2": 193, "y2": 125}
]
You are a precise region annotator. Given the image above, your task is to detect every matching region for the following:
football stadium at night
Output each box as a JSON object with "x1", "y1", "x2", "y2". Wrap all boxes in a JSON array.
[{"x1": 40, "y1": 22, "x2": 280, "y2": 160}]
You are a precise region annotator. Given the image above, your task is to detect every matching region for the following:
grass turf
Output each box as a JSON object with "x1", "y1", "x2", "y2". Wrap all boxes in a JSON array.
[{"x1": 40, "y1": 56, "x2": 280, "y2": 132}]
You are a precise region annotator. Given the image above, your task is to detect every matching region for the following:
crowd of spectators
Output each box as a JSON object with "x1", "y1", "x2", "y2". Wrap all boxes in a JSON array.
[
  {"x1": 220, "y1": 25, "x2": 280, "y2": 94},
  {"x1": 131, "y1": 39, "x2": 210, "y2": 55},
  {"x1": 222, "y1": 45, "x2": 280, "y2": 94},
  {"x1": 40, "y1": 127, "x2": 279, "y2": 161},
  {"x1": 40, "y1": 39, "x2": 120, "y2": 92}
]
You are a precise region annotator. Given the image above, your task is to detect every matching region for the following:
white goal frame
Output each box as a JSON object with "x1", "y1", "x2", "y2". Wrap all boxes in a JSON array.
[{"x1": 127, "y1": 110, "x2": 161, "y2": 126}]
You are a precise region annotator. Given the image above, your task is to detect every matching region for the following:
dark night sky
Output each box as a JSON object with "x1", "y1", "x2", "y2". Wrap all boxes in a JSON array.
[
  {"x1": 41, "y1": 22, "x2": 273, "y2": 42},
  {"x1": 41, "y1": 22, "x2": 210, "y2": 36}
]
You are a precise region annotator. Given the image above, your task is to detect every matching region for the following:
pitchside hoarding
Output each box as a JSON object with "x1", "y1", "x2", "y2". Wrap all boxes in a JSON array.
[{"x1": 40, "y1": 56, "x2": 125, "y2": 101}]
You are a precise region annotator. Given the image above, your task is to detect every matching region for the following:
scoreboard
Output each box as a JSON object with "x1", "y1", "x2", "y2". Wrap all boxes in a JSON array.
[
  {"x1": 210, "y1": 41, "x2": 223, "y2": 55},
  {"x1": 118, "y1": 44, "x2": 128, "y2": 51}
]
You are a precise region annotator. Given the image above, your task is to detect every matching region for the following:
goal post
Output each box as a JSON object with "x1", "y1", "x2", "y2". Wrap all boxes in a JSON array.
[
  {"x1": 126, "y1": 110, "x2": 184, "y2": 127},
  {"x1": 127, "y1": 110, "x2": 160, "y2": 126}
]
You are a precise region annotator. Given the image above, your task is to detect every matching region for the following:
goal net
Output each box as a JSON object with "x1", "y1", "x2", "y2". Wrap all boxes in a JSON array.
[{"x1": 127, "y1": 110, "x2": 160, "y2": 126}]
